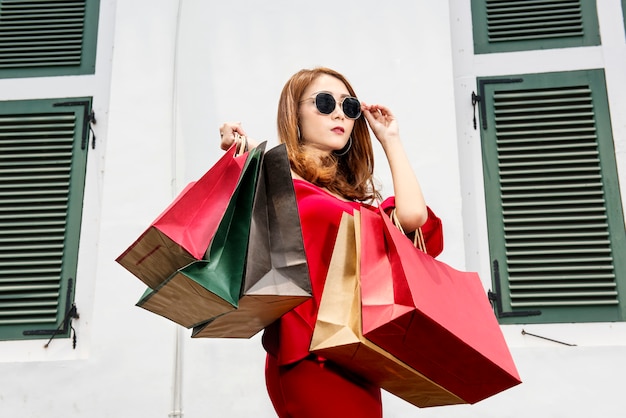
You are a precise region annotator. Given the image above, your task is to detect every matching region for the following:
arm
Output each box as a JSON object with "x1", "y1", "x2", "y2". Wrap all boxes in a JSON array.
[{"x1": 362, "y1": 103, "x2": 428, "y2": 232}]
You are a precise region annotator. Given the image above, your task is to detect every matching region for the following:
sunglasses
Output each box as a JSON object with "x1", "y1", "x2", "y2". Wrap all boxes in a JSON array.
[{"x1": 302, "y1": 92, "x2": 362, "y2": 119}]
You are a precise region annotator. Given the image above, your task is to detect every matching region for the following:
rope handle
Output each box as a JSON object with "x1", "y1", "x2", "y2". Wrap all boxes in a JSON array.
[
  {"x1": 390, "y1": 208, "x2": 427, "y2": 253},
  {"x1": 234, "y1": 133, "x2": 248, "y2": 156}
]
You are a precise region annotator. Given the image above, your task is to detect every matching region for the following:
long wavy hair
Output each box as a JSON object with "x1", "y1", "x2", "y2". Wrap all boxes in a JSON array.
[{"x1": 277, "y1": 67, "x2": 380, "y2": 202}]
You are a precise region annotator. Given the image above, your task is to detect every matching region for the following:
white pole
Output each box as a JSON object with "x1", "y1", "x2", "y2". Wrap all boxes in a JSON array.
[
  {"x1": 169, "y1": 1, "x2": 184, "y2": 417},
  {"x1": 169, "y1": 325, "x2": 185, "y2": 418}
]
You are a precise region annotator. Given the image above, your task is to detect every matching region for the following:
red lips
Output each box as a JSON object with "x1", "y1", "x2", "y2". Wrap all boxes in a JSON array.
[{"x1": 332, "y1": 127, "x2": 345, "y2": 134}]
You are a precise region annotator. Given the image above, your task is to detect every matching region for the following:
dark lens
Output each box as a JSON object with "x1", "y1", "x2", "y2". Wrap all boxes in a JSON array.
[
  {"x1": 342, "y1": 97, "x2": 361, "y2": 119},
  {"x1": 315, "y1": 93, "x2": 336, "y2": 114}
]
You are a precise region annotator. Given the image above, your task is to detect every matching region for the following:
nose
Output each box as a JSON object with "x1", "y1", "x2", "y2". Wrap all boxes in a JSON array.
[{"x1": 331, "y1": 102, "x2": 345, "y2": 119}]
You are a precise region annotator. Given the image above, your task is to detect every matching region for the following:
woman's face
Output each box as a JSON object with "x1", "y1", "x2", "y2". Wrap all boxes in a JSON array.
[{"x1": 298, "y1": 74, "x2": 356, "y2": 157}]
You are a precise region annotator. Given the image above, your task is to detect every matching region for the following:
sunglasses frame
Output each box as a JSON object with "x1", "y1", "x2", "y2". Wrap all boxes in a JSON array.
[{"x1": 301, "y1": 92, "x2": 362, "y2": 119}]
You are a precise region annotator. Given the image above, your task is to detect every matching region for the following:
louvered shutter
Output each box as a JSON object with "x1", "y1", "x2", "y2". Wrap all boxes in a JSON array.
[
  {"x1": 478, "y1": 70, "x2": 626, "y2": 324},
  {"x1": 471, "y1": 0, "x2": 600, "y2": 54},
  {"x1": 0, "y1": 0, "x2": 100, "y2": 79},
  {"x1": 0, "y1": 98, "x2": 90, "y2": 341}
]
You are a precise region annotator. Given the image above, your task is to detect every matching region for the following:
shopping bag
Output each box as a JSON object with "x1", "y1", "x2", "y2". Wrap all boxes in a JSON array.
[
  {"x1": 135, "y1": 143, "x2": 266, "y2": 328},
  {"x1": 359, "y1": 208, "x2": 522, "y2": 404},
  {"x1": 310, "y1": 211, "x2": 465, "y2": 408},
  {"x1": 192, "y1": 144, "x2": 312, "y2": 338},
  {"x1": 116, "y1": 142, "x2": 249, "y2": 289}
]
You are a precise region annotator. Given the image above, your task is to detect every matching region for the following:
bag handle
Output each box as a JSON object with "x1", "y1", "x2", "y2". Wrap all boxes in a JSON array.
[
  {"x1": 390, "y1": 208, "x2": 427, "y2": 254},
  {"x1": 234, "y1": 133, "x2": 248, "y2": 156}
]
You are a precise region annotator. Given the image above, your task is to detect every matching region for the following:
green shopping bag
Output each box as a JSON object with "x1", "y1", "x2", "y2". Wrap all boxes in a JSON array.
[{"x1": 136, "y1": 142, "x2": 266, "y2": 328}]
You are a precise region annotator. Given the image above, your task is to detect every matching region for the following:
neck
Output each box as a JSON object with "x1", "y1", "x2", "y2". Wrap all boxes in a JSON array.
[{"x1": 300, "y1": 144, "x2": 333, "y2": 161}]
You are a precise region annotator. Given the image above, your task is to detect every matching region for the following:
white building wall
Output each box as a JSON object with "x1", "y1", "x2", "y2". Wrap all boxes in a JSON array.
[{"x1": 0, "y1": 0, "x2": 624, "y2": 417}]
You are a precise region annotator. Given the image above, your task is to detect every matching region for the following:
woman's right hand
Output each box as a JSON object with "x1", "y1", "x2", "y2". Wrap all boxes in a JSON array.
[{"x1": 219, "y1": 122, "x2": 255, "y2": 150}]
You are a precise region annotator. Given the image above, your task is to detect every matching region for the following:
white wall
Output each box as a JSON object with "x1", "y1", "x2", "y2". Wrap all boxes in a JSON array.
[{"x1": 1, "y1": 0, "x2": 625, "y2": 417}]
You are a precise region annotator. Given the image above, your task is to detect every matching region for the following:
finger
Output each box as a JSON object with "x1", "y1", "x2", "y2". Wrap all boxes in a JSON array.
[
  {"x1": 368, "y1": 104, "x2": 392, "y2": 117},
  {"x1": 361, "y1": 108, "x2": 376, "y2": 125},
  {"x1": 220, "y1": 137, "x2": 231, "y2": 151},
  {"x1": 227, "y1": 122, "x2": 247, "y2": 137},
  {"x1": 219, "y1": 124, "x2": 233, "y2": 150},
  {"x1": 365, "y1": 109, "x2": 385, "y2": 126}
]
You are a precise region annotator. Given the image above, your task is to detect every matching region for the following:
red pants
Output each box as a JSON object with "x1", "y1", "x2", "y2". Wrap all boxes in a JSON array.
[{"x1": 265, "y1": 354, "x2": 382, "y2": 418}]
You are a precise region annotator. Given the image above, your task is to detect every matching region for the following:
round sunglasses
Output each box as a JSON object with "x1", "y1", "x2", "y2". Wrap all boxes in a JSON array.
[{"x1": 301, "y1": 92, "x2": 362, "y2": 119}]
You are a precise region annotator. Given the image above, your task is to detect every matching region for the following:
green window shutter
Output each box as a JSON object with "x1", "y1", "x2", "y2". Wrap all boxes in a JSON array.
[
  {"x1": 0, "y1": 0, "x2": 100, "y2": 79},
  {"x1": 477, "y1": 70, "x2": 626, "y2": 324},
  {"x1": 0, "y1": 97, "x2": 91, "y2": 341},
  {"x1": 471, "y1": 0, "x2": 600, "y2": 54}
]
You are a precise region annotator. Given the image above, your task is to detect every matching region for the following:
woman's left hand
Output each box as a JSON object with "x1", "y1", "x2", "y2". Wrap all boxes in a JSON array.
[{"x1": 361, "y1": 103, "x2": 400, "y2": 145}]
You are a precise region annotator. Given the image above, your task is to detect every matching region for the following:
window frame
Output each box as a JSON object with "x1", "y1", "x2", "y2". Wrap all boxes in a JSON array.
[
  {"x1": 0, "y1": 0, "x2": 100, "y2": 79},
  {"x1": 0, "y1": 97, "x2": 92, "y2": 341},
  {"x1": 471, "y1": 0, "x2": 601, "y2": 54},
  {"x1": 477, "y1": 69, "x2": 626, "y2": 324}
]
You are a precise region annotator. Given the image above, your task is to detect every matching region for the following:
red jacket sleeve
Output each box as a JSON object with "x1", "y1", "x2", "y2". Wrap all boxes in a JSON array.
[{"x1": 380, "y1": 197, "x2": 444, "y2": 258}]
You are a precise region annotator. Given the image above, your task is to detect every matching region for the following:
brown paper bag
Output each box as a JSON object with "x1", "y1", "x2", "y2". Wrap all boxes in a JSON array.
[
  {"x1": 310, "y1": 211, "x2": 465, "y2": 408},
  {"x1": 192, "y1": 144, "x2": 311, "y2": 338}
]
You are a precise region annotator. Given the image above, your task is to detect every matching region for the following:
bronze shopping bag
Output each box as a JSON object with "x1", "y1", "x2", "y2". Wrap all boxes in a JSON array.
[
  {"x1": 310, "y1": 211, "x2": 464, "y2": 408},
  {"x1": 192, "y1": 144, "x2": 312, "y2": 338}
]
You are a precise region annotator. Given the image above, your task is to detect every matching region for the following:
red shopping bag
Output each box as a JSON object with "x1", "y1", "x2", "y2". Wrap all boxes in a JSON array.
[
  {"x1": 359, "y1": 208, "x2": 522, "y2": 404},
  {"x1": 116, "y1": 143, "x2": 248, "y2": 289},
  {"x1": 310, "y1": 211, "x2": 464, "y2": 408}
]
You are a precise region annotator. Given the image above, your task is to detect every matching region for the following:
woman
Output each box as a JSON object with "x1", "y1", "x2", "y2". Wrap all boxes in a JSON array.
[{"x1": 220, "y1": 67, "x2": 443, "y2": 418}]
